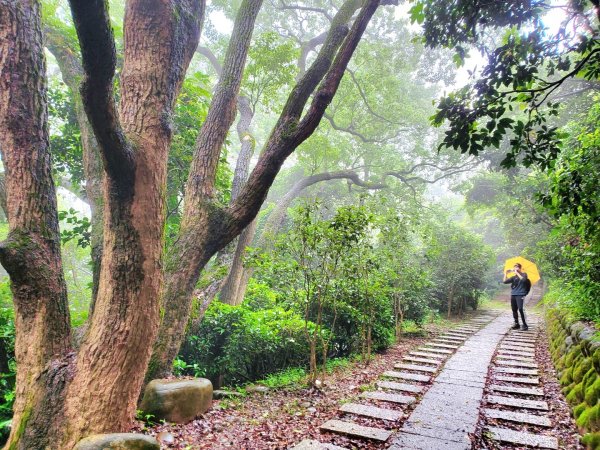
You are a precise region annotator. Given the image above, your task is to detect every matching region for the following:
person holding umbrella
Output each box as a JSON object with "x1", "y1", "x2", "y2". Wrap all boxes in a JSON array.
[{"x1": 504, "y1": 262, "x2": 531, "y2": 330}]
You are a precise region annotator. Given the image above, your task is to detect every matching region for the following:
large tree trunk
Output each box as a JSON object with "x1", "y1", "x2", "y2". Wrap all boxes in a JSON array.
[
  {"x1": 45, "y1": 25, "x2": 105, "y2": 312},
  {"x1": 148, "y1": 0, "x2": 264, "y2": 380},
  {"x1": 1, "y1": 0, "x2": 203, "y2": 447},
  {"x1": 148, "y1": 0, "x2": 381, "y2": 380},
  {"x1": 0, "y1": 2, "x2": 72, "y2": 448}
]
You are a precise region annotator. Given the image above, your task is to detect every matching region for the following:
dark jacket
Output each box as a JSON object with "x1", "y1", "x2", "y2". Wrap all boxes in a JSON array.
[{"x1": 504, "y1": 272, "x2": 529, "y2": 296}]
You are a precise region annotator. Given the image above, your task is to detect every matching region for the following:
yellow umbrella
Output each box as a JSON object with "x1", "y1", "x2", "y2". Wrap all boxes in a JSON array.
[{"x1": 504, "y1": 256, "x2": 540, "y2": 285}]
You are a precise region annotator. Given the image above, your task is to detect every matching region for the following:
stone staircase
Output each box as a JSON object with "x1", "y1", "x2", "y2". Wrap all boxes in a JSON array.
[
  {"x1": 288, "y1": 312, "x2": 500, "y2": 449},
  {"x1": 480, "y1": 315, "x2": 560, "y2": 449}
]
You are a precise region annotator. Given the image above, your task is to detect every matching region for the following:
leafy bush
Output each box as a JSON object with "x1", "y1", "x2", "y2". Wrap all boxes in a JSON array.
[
  {"x1": 0, "y1": 284, "x2": 15, "y2": 443},
  {"x1": 180, "y1": 302, "x2": 316, "y2": 386}
]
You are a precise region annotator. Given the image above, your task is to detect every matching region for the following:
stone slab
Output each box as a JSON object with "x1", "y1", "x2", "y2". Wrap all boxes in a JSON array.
[
  {"x1": 499, "y1": 345, "x2": 536, "y2": 353},
  {"x1": 502, "y1": 341, "x2": 535, "y2": 348},
  {"x1": 484, "y1": 408, "x2": 551, "y2": 427},
  {"x1": 394, "y1": 363, "x2": 437, "y2": 373},
  {"x1": 445, "y1": 331, "x2": 471, "y2": 336},
  {"x1": 289, "y1": 439, "x2": 348, "y2": 450},
  {"x1": 410, "y1": 351, "x2": 446, "y2": 359},
  {"x1": 403, "y1": 356, "x2": 441, "y2": 366},
  {"x1": 418, "y1": 347, "x2": 452, "y2": 354},
  {"x1": 497, "y1": 349, "x2": 535, "y2": 358},
  {"x1": 401, "y1": 421, "x2": 472, "y2": 445},
  {"x1": 487, "y1": 395, "x2": 548, "y2": 410},
  {"x1": 362, "y1": 391, "x2": 415, "y2": 404},
  {"x1": 490, "y1": 384, "x2": 544, "y2": 396},
  {"x1": 495, "y1": 366, "x2": 538, "y2": 375},
  {"x1": 389, "y1": 432, "x2": 470, "y2": 450},
  {"x1": 377, "y1": 380, "x2": 424, "y2": 394},
  {"x1": 437, "y1": 368, "x2": 486, "y2": 384},
  {"x1": 382, "y1": 370, "x2": 430, "y2": 382},
  {"x1": 495, "y1": 375, "x2": 539, "y2": 385},
  {"x1": 320, "y1": 420, "x2": 391, "y2": 442},
  {"x1": 495, "y1": 359, "x2": 538, "y2": 368},
  {"x1": 425, "y1": 343, "x2": 459, "y2": 350},
  {"x1": 485, "y1": 426, "x2": 558, "y2": 449},
  {"x1": 74, "y1": 434, "x2": 159, "y2": 450},
  {"x1": 436, "y1": 335, "x2": 465, "y2": 341},
  {"x1": 340, "y1": 402, "x2": 403, "y2": 421},
  {"x1": 496, "y1": 355, "x2": 535, "y2": 363}
]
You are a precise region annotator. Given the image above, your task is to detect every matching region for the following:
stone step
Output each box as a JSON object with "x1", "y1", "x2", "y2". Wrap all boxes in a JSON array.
[
  {"x1": 289, "y1": 439, "x2": 349, "y2": 450},
  {"x1": 418, "y1": 347, "x2": 453, "y2": 355},
  {"x1": 495, "y1": 366, "x2": 538, "y2": 376},
  {"x1": 382, "y1": 370, "x2": 430, "y2": 383},
  {"x1": 495, "y1": 375, "x2": 539, "y2": 385},
  {"x1": 487, "y1": 395, "x2": 549, "y2": 410},
  {"x1": 495, "y1": 359, "x2": 538, "y2": 368},
  {"x1": 496, "y1": 355, "x2": 535, "y2": 363},
  {"x1": 376, "y1": 380, "x2": 424, "y2": 394},
  {"x1": 339, "y1": 403, "x2": 403, "y2": 421},
  {"x1": 403, "y1": 356, "x2": 441, "y2": 366},
  {"x1": 484, "y1": 408, "x2": 551, "y2": 427},
  {"x1": 320, "y1": 420, "x2": 391, "y2": 442},
  {"x1": 502, "y1": 341, "x2": 535, "y2": 349},
  {"x1": 445, "y1": 330, "x2": 471, "y2": 335},
  {"x1": 434, "y1": 337, "x2": 464, "y2": 344},
  {"x1": 410, "y1": 351, "x2": 446, "y2": 359},
  {"x1": 499, "y1": 345, "x2": 536, "y2": 354},
  {"x1": 362, "y1": 391, "x2": 415, "y2": 404},
  {"x1": 394, "y1": 363, "x2": 437, "y2": 373},
  {"x1": 485, "y1": 426, "x2": 558, "y2": 449},
  {"x1": 490, "y1": 384, "x2": 544, "y2": 396},
  {"x1": 425, "y1": 342, "x2": 460, "y2": 349},
  {"x1": 497, "y1": 350, "x2": 535, "y2": 358}
]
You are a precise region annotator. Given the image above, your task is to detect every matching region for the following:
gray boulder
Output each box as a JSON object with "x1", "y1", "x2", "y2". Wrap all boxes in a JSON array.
[
  {"x1": 140, "y1": 378, "x2": 213, "y2": 423},
  {"x1": 74, "y1": 433, "x2": 159, "y2": 450}
]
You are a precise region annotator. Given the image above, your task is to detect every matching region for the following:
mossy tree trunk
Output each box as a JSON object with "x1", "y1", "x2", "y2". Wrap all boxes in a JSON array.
[
  {"x1": 148, "y1": 0, "x2": 384, "y2": 380},
  {"x1": 0, "y1": 2, "x2": 72, "y2": 448},
  {"x1": 0, "y1": 0, "x2": 204, "y2": 447}
]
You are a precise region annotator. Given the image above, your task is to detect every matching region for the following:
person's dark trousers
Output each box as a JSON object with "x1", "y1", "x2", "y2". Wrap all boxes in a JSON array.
[{"x1": 511, "y1": 295, "x2": 527, "y2": 325}]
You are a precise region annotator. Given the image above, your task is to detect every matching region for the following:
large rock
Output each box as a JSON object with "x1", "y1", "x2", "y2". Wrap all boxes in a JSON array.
[
  {"x1": 74, "y1": 433, "x2": 159, "y2": 450},
  {"x1": 140, "y1": 378, "x2": 212, "y2": 423}
]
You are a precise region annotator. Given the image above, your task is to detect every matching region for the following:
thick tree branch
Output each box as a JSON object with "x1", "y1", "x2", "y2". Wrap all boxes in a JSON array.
[
  {"x1": 68, "y1": 0, "x2": 135, "y2": 188},
  {"x1": 186, "y1": 0, "x2": 264, "y2": 200},
  {"x1": 197, "y1": 45, "x2": 223, "y2": 75},
  {"x1": 229, "y1": 0, "x2": 378, "y2": 230}
]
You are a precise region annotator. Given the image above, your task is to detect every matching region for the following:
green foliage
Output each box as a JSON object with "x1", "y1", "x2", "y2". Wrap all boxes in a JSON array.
[
  {"x1": 0, "y1": 289, "x2": 15, "y2": 443},
  {"x1": 58, "y1": 208, "x2": 91, "y2": 248},
  {"x1": 180, "y1": 302, "x2": 313, "y2": 386},
  {"x1": 413, "y1": 0, "x2": 600, "y2": 169},
  {"x1": 47, "y1": 79, "x2": 84, "y2": 187},
  {"x1": 425, "y1": 214, "x2": 495, "y2": 316}
]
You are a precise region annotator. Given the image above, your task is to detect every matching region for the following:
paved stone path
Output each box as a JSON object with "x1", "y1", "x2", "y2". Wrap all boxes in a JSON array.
[
  {"x1": 389, "y1": 313, "x2": 508, "y2": 449},
  {"x1": 289, "y1": 307, "x2": 565, "y2": 449}
]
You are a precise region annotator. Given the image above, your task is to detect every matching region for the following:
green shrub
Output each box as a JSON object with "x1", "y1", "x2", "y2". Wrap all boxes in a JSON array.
[
  {"x1": 180, "y1": 302, "x2": 317, "y2": 386},
  {"x1": 0, "y1": 287, "x2": 15, "y2": 444}
]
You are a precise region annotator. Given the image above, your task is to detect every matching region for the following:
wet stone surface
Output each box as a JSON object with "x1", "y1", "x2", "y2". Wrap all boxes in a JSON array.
[
  {"x1": 361, "y1": 391, "x2": 415, "y2": 404},
  {"x1": 339, "y1": 402, "x2": 403, "y2": 421},
  {"x1": 489, "y1": 384, "x2": 544, "y2": 396},
  {"x1": 381, "y1": 370, "x2": 430, "y2": 382},
  {"x1": 376, "y1": 380, "x2": 424, "y2": 394},
  {"x1": 289, "y1": 439, "x2": 348, "y2": 450},
  {"x1": 320, "y1": 420, "x2": 391, "y2": 442},
  {"x1": 485, "y1": 426, "x2": 558, "y2": 449},
  {"x1": 487, "y1": 394, "x2": 549, "y2": 410},
  {"x1": 495, "y1": 375, "x2": 540, "y2": 385},
  {"x1": 484, "y1": 408, "x2": 551, "y2": 427},
  {"x1": 393, "y1": 363, "x2": 437, "y2": 373}
]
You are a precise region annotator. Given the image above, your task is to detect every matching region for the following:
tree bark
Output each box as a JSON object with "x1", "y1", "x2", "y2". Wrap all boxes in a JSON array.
[
  {"x1": 148, "y1": 0, "x2": 381, "y2": 380},
  {"x1": 0, "y1": 2, "x2": 72, "y2": 448},
  {"x1": 1, "y1": 0, "x2": 204, "y2": 447},
  {"x1": 148, "y1": 0, "x2": 265, "y2": 380},
  {"x1": 44, "y1": 24, "x2": 105, "y2": 312}
]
